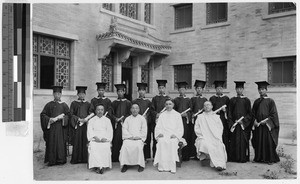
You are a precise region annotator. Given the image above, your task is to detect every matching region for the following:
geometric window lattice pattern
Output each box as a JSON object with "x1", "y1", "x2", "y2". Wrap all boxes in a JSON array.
[
  {"x1": 120, "y1": 3, "x2": 138, "y2": 20},
  {"x1": 102, "y1": 53, "x2": 114, "y2": 92},
  {"x1": 55, "y1": 58, "x2": 70, "y2": 88},
  {"x1": 174, "y1": 64, "x2": 192, "y2": 89},
  {"x1": 206, "y1": 3, "x2": 228, "y2": 25},
  {"x1": 102, "y1": 64, "x2": 113, "y2": 92},
  {"x1": 141, "y1": 63, "x2": 150, "y2": 92},
  {"x1": 144, "y1": 3, "x2": 151, "y2": 24},
  {"x1": 205, "y1": 62, "x2": 227, "y2": 88},
  {"x1": 56, "y1": 39, "x2": 70, "y2": 57},
  {"x1": 269, "y1": 2, "x2": 296, "y2": 14},
  {"x1": 33, "y1": 35, "x2": 38, "y2": 53},
  {"x1": 33, "y1": 55, "x2": 38, "y2": 88},
  {"x1": 175, "y1": 4, "x2": 193, "y2": 30},
  {"x1": 268, "y1": 56, "x2": 296, "y2": 87},
  {"x1": 103, "y1": 3, "x2": 113, "y2": 11},
  {"x1": 39, "y1": 36, "x2": 55, "y2": 55}
]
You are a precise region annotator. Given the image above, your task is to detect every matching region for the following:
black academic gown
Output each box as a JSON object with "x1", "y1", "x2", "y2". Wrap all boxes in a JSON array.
[
  {"x1": 132, "y1": 97, "x2": 153, "y2": 159},
  {"x1": 190, "y1": 95, "x2": 207, "y2": 158},
  {"x1": 251, "y1": 95, "x2": 280, "y2": 163},
  {"x1": 151, "y1": 94, "x2": 170, "y2": 157},
  {"x1": 209, "y1": 94, "x2": 230, "y2": 155},
  {"x1": 174, "y1": 95, "x2": 192, "y2": 161},
  {"x1": 69, "y1": 100, "x2": 91, "y2": 164},
  {"x1": 40, "y1": 100, "x2": 70, "y2": 166},
  {"x1": 111, "y1": 98, "x2": 132, "y2": 162},
  {"x1": 89, "y1": 96, "x2": 112, "y2": 119},
  {"x1": 228, "y1": 95, "x2": 252, "y2": 162}
]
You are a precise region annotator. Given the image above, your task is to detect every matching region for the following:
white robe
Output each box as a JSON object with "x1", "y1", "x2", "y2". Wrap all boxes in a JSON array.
[
  {"x1": 194, "y1": 111, "x2": 227, "y2": 169},
  {"x1": 87, "y1": 115, "x2": 113, "y2": 169},
  {"x1": 153, "y1": 109, "x2": 184, "y2": 173},
  {"x1": 119, "y1": 114, "x2": 147, "y2": 168}
]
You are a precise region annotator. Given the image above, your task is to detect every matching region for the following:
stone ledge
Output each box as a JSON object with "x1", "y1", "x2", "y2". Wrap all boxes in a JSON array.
[
  {"x1": 201, "y1": 22, "x2": 230, "y2": 30},
  {"x1": 170, "y1": 27, "x2": 195, "y2": 35},
  {"x1": 262, "y1": 11, "x2": 296, "y2": 20}
]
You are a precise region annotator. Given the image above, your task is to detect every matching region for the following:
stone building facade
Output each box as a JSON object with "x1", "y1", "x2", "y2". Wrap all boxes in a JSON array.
[{"x1": 32, "y1": 3, "x2": 296, "y2": 143}]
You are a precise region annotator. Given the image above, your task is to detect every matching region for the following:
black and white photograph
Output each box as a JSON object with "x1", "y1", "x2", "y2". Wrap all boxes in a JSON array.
[{"x1": 0, "y1": 1, "x2": 298, "y2": 183}]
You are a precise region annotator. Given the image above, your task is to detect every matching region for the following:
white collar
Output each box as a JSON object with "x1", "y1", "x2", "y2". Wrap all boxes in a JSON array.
[
  {"x1": 236, "y1": 95, "x2": 246, "y2": 98},
  {"x1": 214, "y1": 94, "x2": 225, "y2": 97},
  {"x1": 96, "y1": 96, "x2": 107, "y2": 99},
  {"x1": 117, "y1": 98, "x2": 127, "y2": 101},
  {"x1": 53, "y1": 100, "x2": 64, "y2": 104},
  {"x1": 76, "y1": 99, "x2": 87, "y2": 102}
]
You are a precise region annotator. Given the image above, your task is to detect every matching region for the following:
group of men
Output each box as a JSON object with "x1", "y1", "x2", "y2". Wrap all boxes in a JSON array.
[{"x1": 40, "y1": 78, "x2": 280, "y2": 174}]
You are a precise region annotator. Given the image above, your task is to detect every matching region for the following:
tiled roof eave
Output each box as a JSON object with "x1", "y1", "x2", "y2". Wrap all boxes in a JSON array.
[{"x1": 96, "y1": 31, "x2": 171, "y2": 54}]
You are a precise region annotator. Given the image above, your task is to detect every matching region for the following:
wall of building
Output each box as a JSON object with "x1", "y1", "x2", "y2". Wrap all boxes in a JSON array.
[{"x1": 163, "y1": 3, "x2": 296, "y2": 139}]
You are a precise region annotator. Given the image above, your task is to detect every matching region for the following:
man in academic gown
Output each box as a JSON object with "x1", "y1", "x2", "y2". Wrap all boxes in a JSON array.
[
  {"x1": 151, "y1": 80, "x2": 170, "y2": 158},
  {"x1": 154, "y1": 98, "x2": 184, "y2": 173},
  {"x1": 252, "y1": 81, "x2": 280, "y2": 164},
  {"x1": 194, "y1": 101, "x2": 227, "y2": 171},
  {"x1": 173, "y1": 81, "x2": 192, "y2": 161},
  {"x1": 119, "y1": 103, "x2": 148, "y2": 173},
  {"x1": 87, "y1": 104, "x2": 113, "y2": 174},
  {"x1": 190, "y1": 80, "x2": 207, "y2": 159},
  {"x1": 40, "y1": 86, "x2": 70, "y2": 166},
  {"x1": 228, "y1": 81, "x2": 252, "y2": 162},
  {"x1": 209, "y1": 80, "x2": 230, "y2": 155},
  {"x1": 69, "y1": 86, "x2": 92, "y2": 164},
  {"x1": 111, "y1": 84, "x2": 132, "y2": 162},
  {"x1": 89, "y1": 82, "x2": 112, "y2": 120},
  {"x1": 132, "y1": 83, "x2": 153, "y2": 160}
]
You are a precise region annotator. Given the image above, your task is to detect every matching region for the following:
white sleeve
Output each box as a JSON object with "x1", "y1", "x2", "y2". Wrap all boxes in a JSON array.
[
  {"x1": 87, "y1": 119, "x2": 94, "y2": 141},
  {"x1": 194, "y1": 116, "x2": 202, "y2": 138},
  {"x1": 106, "y1": 118, "x2": 113, "y2": 142},
  {"x1": 122, "y1": 117, "x2": 133, "y2": 140},
  {"x1": 155, "y1": 114, "x2": 163, "y2": 139},
  {"x1": 140, "y1": 116, "x2": 148, "y2": 142},
  {"x1": 175, "y1": 113, "x2": 184, "y2": 139}
]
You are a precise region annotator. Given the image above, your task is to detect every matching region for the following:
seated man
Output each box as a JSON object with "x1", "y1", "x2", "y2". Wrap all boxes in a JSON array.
[
  {"x1": 87, "y1": 104, "x2": 113, "y2": 174},
  {"x1": 119, "y1": 103, "x2": 147, "y2": 173},
  {"x1": 153, "y1": 98, "x2": 184, "y2": 174},
  {"x1": 194, "y1": 101, "x2": 227, "y2": 171}
]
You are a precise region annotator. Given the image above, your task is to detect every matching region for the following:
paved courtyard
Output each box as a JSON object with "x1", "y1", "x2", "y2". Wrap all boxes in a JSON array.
[{"x1": 33, "y1": 139, "x2": 297, "y2": 181}]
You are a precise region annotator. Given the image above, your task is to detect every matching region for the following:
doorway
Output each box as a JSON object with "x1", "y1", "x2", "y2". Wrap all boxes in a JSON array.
[{"x1": 122, "y1": 57, "x2": 133, "y2": 101}]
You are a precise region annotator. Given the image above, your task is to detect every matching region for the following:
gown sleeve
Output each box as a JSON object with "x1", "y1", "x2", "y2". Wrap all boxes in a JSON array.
[{"x1": 122, "y1": 116, "x2": 133, "y2": 140}]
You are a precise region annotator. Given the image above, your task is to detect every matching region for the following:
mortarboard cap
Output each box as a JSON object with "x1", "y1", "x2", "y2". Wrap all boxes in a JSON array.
[
  {"x1": 194, "y1": 80, "x2": 206, "y2": 88},
  {"x1": 96, "y1": 82, "x2": 107, "y2": 90},
  {"x1": 76, "y1": 86, "x2": 87, "y2": 94},
  {"x1": 137, "y1": 82, "x2": 148, "y2": 90},
  {"x1": 255, "y1": 81, "x2": 270, "y2": 89},
  {"x1": 176, "y1": 81, "x2": 188, "y2": 89},
  {"x1": 115, "y1": 84, "x2": 126, "y2": 91},
  {"x1": 52, "y1": 85, "x2": 63, "y2": 93},
  {"x1": 213, "y1": 80, "x2": 225, "y2": 88},
  {"x1": 156, "y1": 80, "x2": 167, "y2": 87},
  {"x1": 234, "y1": 81, "x2": 245, "y2": 88}
]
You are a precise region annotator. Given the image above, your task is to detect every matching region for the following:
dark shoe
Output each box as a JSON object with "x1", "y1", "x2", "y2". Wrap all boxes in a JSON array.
[
  {"x1": 138, "y1": 166, "x2": 144, "y2": 172},
  {"x1": 216, "y1": 167, "x2": 225, "y2": 171},
  {"x1": 121, "y1": 165, "x2": 128, "y2": 173}
]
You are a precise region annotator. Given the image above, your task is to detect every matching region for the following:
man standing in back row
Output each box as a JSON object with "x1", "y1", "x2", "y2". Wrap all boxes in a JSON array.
[
  {"x1": 173, "y1": 81, "x2": 192, "y2": 161},
  {"x1": 40, "y1": 86, "x2": 70, "y2": 166},
  {"x1": 111, "y1": 84, "x2": 132, "y2": 162},
  {"x1": 132, "y1": 83, "x2": 153, "y2": 161},
  {"x1": 190, "y1": 80, "x2": 207, "y2": 159},
  {"x1": 151, "y1": 80, "x2": 170, "y2": 158},
  {"x1": 228, "y1": 81, "x2": 252, "y2": 162},
  {"x1": 209, "y1": 80, "x2": 230, "y2": 156},
  {"x1": 252, "y1": 81, "x2": 280, "y2": 164}
]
